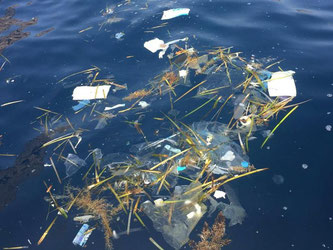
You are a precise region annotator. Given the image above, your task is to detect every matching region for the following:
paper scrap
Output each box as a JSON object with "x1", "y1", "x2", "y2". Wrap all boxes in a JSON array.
[
  {"x1": 161, "y1": 8, "x2": 190, "y2": 20},
  {"x1": 267, "y1": 70, "x2": 297, "y2": 97},
  {"x1": 72, "y1": 86, "x2": 111, "y2": 100}
]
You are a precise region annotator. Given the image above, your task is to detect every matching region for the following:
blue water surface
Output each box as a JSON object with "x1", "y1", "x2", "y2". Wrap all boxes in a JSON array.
[{"x1": 0, "y1": 0, "x2": 332, "y2": 249}]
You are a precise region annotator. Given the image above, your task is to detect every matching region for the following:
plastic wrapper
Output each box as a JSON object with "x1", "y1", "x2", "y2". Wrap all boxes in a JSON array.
[
  {"x1": 141, "y1": 182, "x2": 207, "y2": 249},
  {"x1": 64, "y1": 153, "x2": 86, "y2": 177}
]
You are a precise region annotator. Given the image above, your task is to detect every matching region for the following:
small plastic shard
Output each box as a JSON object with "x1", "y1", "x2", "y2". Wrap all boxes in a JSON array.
[
  {"x1": 64, "y1": 153, "x2": 86, "y2": 177},
  {"x1": 144, "y1": 37, "x2": 188, "y2": 58},
  {"x1": 72, "y1": 86, "x2": 111, "y2": 100},
  {"x1": 177, "y1": 166, "x2": 186, "y2": 172},
  {"x1": 267, "y1": 70, "x2": 297, "y2": 97},
  {"x1": 72, "y1": 224, "x2": 92, "y2": 247},
  {"x1": 179, "y1": 70, "x2": 187, "y2": 78},
  {"x1": 161, "y1": 8, "x2": 190, "y2": 20},
  {"x1": 95, "y1": 118, "x2": 108, "y2": 130},
  {"x1": 213, "y1": 190, "x2": 227, "y2": 199},
  {"x1": 104, "y1": 104, "x2": 125, "y2": 111},
  {"x1": 138, "y1": 101, "x2": 149, "y2": 108},
  {"x1": 221, "y1": 151, "x2": 235, "y2": 161},
  {"x1": 241, "y1": 161, "x2": 249, "y2": 168},
  {"x1": 73, "y1": 215, "x2": 95, "y2": 223},
  {"x1": 144, "y1": 38, "x2": 166, "y2": 53},
  {"x1": 72, "y1": 100, "x2": 90, "y2": 111},
  {"x1": 154, "y1": 198, "x2": 164, "y2": 207},
  {"x1": 164, "y1": 144, "x2": 181, "y2": 154},
  {"x1": 115, "y1": 32, "x2": 125, "y2": 40}
]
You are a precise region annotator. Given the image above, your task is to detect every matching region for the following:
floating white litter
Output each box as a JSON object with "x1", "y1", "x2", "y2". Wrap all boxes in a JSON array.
[
  {"x1": 138, "y1": 101, "x2": 150, "y2": 108},
  {"x1": 72, "y1": 86, "x2": 111, "y2": 100},
  {"x1": 221, "y1": 151, "x2": 235, "y2": 161},
  {"x1": 161, "y1": 8, "x2": 190, "y2": 20},
  {"x1": 213, "y1": 190, "x2": 227, "y2": 199},
  {"x1": 104, "y1": 104, "x2": 125, "y2": 111},
  {"x1": 144, "y1": 37, "x2": 188, "y2": 58},
  {"x1": 179, "y1": 70, "x2": 188, "y2": 78},
  {"x1": 154, "y1": 198, "x2": 164, "y2": 207},
  {"x1": 267, "y1": 70, "x2": 297, "y2": 97}
]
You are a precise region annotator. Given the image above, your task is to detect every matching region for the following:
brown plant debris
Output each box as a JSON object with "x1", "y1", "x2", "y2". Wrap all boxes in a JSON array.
[
  {"x1": 66, "y1": 187, "x2": 122, "y2": 249},
  {"x1": 189, "y1": 212, "x2": 231, "y2": 250},
  {"x1": 0, "y1": 5, "x2": 38, "y2": 53},
  {"x1": 123, "y1": 89, "x2": 150, "y2": 101}
]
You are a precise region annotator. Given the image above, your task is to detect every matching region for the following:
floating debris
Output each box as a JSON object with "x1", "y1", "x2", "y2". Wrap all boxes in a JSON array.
[
  {"x1": 302, "y1": 163, "x2": 308, "y2": 169},
  {"x1": 161, "y1": 8, "x2": 190, "y2": 20}
]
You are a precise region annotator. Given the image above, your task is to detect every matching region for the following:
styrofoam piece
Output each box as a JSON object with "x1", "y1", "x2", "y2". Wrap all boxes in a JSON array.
[
  {"x1": 267, "y1": 70, "x2": 297, "y2": 97},
  {"x1": 213, "y1": 190, "x2": 227, "y2": 199},
  {"x1": 72, "y1": 86, "x2": 111, "y2": 100},
  {"x1": 161, "y1": 8, "x2": 190, "y2": 20}
]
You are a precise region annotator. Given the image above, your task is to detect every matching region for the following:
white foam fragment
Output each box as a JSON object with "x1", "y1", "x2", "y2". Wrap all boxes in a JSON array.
[
  {"x1": 161, "y1": 8, "x2": 190, "y2": 20},
  {"x1": 213, "y1": 190, "x2": 227, "y2": 199},
  {"x1": 267, "y1": 70, "x2": 297, "y2": 97},
  {"x1": 72, "y1": 86, "x2": 111, "y2": 100},
  {"x1": 104, "y1": 104, "x2": 125, "y2": 111}
]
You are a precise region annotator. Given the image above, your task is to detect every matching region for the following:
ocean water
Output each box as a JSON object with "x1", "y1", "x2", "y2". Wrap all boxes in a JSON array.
[{"x1": 0, "y1": 0, "x2": 332, "y2": 249}]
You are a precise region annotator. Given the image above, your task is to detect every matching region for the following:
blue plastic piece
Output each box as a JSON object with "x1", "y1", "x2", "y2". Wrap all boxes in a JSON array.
[
  {"x1": 241, "y1": 161, "x2": 249, "y2": 168},
  {"x1": 258, "y1": 70, "x2": 272, "y2": 90},
  {"x1": 73, "y1": 100, "x2": 90, "y2": 111},
  {"x1": 177, "y1": 166, "x2": 186, "y2": 171},
  {"x1": 72, "y1": 224, "x2": 92, "y2": 247}
]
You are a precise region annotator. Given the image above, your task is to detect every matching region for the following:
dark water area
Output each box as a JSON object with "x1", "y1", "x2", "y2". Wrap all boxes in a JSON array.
[{"x1": 0, "y1": 0, "x2": 332, "y2": 249}]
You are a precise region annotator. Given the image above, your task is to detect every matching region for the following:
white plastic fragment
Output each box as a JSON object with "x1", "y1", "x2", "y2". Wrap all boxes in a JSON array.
[
  {"x1": 221, "y1": 150, "x2": 235, "y2": 161},
  {"x1": 213, "y1": 190, "x2": 227, "y2": 199},
  {"x1": 161, "y1": 8, "x2": 190, "y2": 20},
  {"x1": 72, "y1": 86, "x2": 111, "y2": 100},
  {"x1": 154, "y1": 198, "x2": 164, "y2": 207},
  {"x1": 267, "y1": 70, "x2": 297, "y2": 97},
  {"x1": 325, "y1": 125, "x2": 332, "y2": 131},
  {"x1": 104, "y1": 104, "x2": 125, "y2": 111},
  {"x1": 164, "y1": 144, "x2": 181, "y2": 154},
  {"x1": 179, "y1": 70, "x2": 188, "y2": 78},
  {"x1": 144, "y1": 37, "x2": 188, "y2": 59},
  {"x1": 186, "y1": 211, "x2": 195, "y2": 219},
  {"x1": 74, "y1": 215, "x2": 95, "y2": 223},
  {"x1": 186, "y1": 203, "x2": 203, "y2": 220},
  {"x1": 144, "y1": 38, "x2": 166, "y2": 53},
  {"x1": 302, "y1": 163, "x2": 308, "y2": 169},
  {"x1": 138, "y1": 101, "x2": 150, "y2": 108}
]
